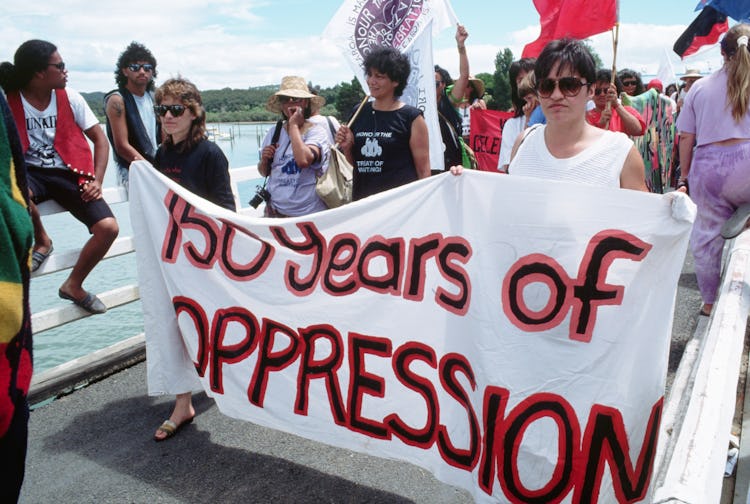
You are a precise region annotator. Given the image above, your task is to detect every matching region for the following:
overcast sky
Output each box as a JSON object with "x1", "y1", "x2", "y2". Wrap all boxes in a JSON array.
[{"x1": 1, "y1": 1, "x2": 726, "y2": 93}]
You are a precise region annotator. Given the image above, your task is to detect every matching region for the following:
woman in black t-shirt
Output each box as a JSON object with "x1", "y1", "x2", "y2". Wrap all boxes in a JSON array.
[
  {"x1": 150, "y1": 77, "x2": 235, "y2": 443},
  {"x1": 336, "y1": 46, "x2": 430, "y2": 201}
]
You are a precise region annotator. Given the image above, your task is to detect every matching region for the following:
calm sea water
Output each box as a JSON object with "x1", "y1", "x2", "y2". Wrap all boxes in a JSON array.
[{"x1": 31, "y1": 122, "x2": 272, "y2": 373}]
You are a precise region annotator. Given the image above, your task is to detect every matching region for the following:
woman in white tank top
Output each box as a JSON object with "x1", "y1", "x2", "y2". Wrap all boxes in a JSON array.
[{"x1": 506, "y1": 39, "x2": 647, "y2": 191}]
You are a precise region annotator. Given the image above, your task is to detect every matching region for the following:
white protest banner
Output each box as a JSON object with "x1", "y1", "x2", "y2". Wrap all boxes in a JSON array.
[
  {"x1": 323, "y1": 0, "x2": 459, "y2": 173},
  {"x1": 130, "y1": 161, "x2": 695, "y2": 503}
]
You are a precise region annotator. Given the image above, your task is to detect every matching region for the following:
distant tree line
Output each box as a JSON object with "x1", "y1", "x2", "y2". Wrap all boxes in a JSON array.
[
  {"x1": 82, "y1": 78, "x2": 367, "y2": 124},
  {"x1": 82, "y1": 44, "x2": 603, "y2": 123}
]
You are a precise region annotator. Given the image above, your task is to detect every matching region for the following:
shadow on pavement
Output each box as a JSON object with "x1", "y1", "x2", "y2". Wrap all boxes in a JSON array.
[{"x1": 23, "y1": 370, "x2": 463, "y2": 503}]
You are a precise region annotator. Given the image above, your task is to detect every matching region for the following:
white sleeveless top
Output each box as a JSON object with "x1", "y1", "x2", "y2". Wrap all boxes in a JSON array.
[{"x1": 508, "y1": 125, "x2": 633, "y2": 188}]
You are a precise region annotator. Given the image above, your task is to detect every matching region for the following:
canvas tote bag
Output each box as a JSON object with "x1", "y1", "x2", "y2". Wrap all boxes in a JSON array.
[{"x1": 316, "y1": 95, "x2": 370, "y2": 208}]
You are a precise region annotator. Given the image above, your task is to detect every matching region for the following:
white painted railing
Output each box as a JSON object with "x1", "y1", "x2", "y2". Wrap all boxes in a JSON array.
[
  {"x1": 653, "y1": 233, "x2": 750, "y2": 504},
  {"x1": 29, "y1": 165, "x2": 262, "y2": 402}
]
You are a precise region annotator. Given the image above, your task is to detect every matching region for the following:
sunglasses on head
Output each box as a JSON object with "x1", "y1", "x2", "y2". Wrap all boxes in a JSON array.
[
  {"x1": 621, "y1": 79, "x2": 637, "y2": 87},
  {"x1": 154, "y1": 104, "x2": 187, "y2": 117},
  {"x1": 536, "y1": 77, "x2": 588, "y2": 98},
  {"x1": 127, "y1": 63, "x2": 154, "y2": 72},
  {"x1": 48, "y1": 62, "x2": 66, "y2": 71}
]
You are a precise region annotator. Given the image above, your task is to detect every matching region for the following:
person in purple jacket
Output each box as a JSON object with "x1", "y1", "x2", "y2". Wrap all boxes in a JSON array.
[{"x1": 677, "y1": 24, "x2": 750, "y2": 317}]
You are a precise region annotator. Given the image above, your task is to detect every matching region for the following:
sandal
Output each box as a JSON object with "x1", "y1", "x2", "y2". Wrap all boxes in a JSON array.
[
  {"x1": 31, "y1": 244, "x2": 53, "y2": 272},
  {"x1": 154, "y1": 417, "x2": 194, "y2": 442},
  {"x1": 58, "y1": 289, "x2": 107, "y2": 314}
]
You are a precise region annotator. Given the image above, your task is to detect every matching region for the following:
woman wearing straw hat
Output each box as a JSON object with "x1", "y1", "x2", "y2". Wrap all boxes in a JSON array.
[
  {"x1": 335, "y1": 46, "x2": 430, "y2": 201},
  {"x1": 259, "y1": 76, "x2": 330, "y2": 217},
  {"x1": 677, "y1": 24, "x2": 750, "y2": 317}
]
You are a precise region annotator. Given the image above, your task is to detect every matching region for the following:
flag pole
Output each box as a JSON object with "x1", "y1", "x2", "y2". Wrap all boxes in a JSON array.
[{"x1": 604, "y1": 4, "x2": 620, "y2": 130}]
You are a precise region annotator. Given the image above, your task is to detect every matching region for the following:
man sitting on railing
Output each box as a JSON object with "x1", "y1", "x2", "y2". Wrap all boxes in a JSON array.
[
  {"x1": 0, "y1": 39, "x2": 118, "y2": 314},
  {"x1": 104, "y1": 42, "x2": 160, "y2": 193}
]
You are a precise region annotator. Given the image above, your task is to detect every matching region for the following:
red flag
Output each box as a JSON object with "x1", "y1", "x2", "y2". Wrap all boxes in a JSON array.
[
  {"x1": 522, "y1": 0, "x2": 618, "y2": 58},
  {"x1": 673, "y1": 6, "x2": 729, "y2": 58}
]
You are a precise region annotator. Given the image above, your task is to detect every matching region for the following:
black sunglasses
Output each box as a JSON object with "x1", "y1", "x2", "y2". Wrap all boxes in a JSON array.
[
  {"x1": 536, "y1": 77, "x2": 588, "y2": 98},
  {"x1": 621, "y1": 80, "x2": 637, "y2": 87},
  {"x1": 435, "y1": 80, "x2": 444, "y2": 87},
  {"x1": 154, "y1": 104, "x2": 187, "y2": 117},
  {"x1": 48, "y1": 62, "x2": 66, "y2": 71},
  {"x1": 127, "y1": 63, "x2": 154, "y2": 72},
  {"x1": 594, "y1": 87, "x2": 609, "y2": 96},
  {"x1": 278, "y1": 96, "x2": 306, "y2": 104}
]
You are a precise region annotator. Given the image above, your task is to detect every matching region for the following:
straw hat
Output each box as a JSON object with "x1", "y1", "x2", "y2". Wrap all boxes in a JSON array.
[
  {"x1": 680, "y1": 69, "x2": 703, "y2": 81},
  {"x1": 266, "y1": 76, "x2": 326, "y2": 113},
  {"x1": 468, "y1": 75, "x2": 485, "y2": 98}
]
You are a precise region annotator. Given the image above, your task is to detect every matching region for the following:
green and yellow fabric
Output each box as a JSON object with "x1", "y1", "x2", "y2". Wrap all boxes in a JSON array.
[{"x1": 0, "y1": 92, "x2": 33, "y2": 437}]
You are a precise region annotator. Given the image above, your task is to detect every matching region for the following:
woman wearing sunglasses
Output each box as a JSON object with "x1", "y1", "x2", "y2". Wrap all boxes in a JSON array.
[
  {"x1": 586, "y1": 69, "x2": 646, "y2": 136},
  {"x1": 152, "y1": 78, "x2": 235, "y2": 212},
  {"x1": 506, "y1": 38, "x2": 647, "y2": 191},
  {"x1": 617, "y1": 69, "x2": 645, "y2": 97},
  {"x1": 149, "y1": 77, "x2": 235, "y2": 442},
  {"x1": 258, "y1": 75, "x2": 330, "y2": 217}
]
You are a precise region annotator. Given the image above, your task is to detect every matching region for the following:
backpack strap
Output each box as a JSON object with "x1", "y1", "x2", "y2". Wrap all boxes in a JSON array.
[{"x1": 271, "y1": 120, "x2": 283, "y2": 144}]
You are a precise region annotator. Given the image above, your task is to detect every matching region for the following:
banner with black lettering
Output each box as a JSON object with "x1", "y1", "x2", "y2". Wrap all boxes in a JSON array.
[
  {"x1": 469, "y1": 109, "x2": 514, "y2": 171},
  {"x1": 130, "y1": 161, "x2": 695, "y2": 503}
]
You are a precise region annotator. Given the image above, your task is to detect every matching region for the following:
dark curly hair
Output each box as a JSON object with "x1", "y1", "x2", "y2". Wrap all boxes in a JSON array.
[
  {"x1": 0, "y1": 39, "x2": 58, "y2": 93},
  {"x1": 114, "y1": 41, "x2": 157, "y2": 91},
  {"x1": 617, "y1": 68, "x2": 644, "y2": 96},
  {"x1": 363, "y1": 46, "x2": 411, "y2": 97}
]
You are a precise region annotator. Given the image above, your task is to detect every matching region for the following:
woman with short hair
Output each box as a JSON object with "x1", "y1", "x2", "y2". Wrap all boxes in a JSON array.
[
  {"x1": 336, "y1": 46, "x2": 430, "y2": 200},
  {"x1": 506, "y1": 38, "x2": 647, "y2": 191}
]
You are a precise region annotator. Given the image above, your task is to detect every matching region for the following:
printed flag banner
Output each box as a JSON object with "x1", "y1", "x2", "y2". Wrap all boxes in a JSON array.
[
  {"x1": 324, "y1": 0, "x2": 458, "y2": 172},
  {"x1": 674, "y1": 5, "x2": 729, "y2": 58},
  {"x1": 469, "y1": 109, "x2": 513, "y2": 171},
  {"x1": 130, "y1": 161, "x2": 695, "y2": 503},
  {"x1": 623, "y1": 89, "x2": 679, "y2": 192},
  {"x1": 523, "y1": 0, "x2": 618, "y2": 58}
]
